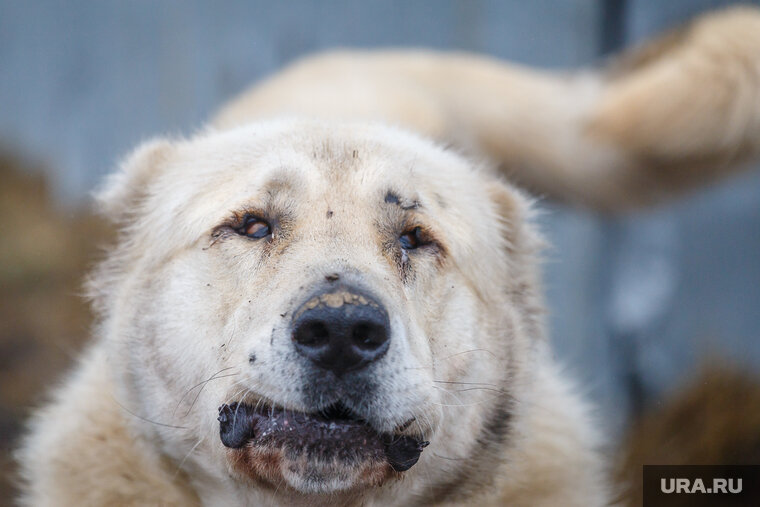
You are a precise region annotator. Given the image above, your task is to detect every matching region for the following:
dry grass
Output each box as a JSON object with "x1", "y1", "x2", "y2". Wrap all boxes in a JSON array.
[
  {"x1": 616, "y1": 364, "x2": 760, "y2": 506},
  {"x1": 0, "y1": 153, "x2": 109, "y2": 503}
]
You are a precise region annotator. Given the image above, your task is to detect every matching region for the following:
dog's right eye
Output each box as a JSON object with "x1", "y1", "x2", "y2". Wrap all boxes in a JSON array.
[
  {"x1": 399, "y1": 226, "x2": 423, "y2": 250},
  {"x1": 239, "y1": 217, "x2": 272, "y2": 239}
]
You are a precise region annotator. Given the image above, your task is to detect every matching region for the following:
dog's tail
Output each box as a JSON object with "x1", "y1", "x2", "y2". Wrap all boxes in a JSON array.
[{"x1": 214, "y1": 6, "x2": 760, "y2": 211}]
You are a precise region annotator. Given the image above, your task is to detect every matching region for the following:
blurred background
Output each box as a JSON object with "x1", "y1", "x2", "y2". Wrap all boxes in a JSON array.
[{"x1": 2, "y1": 0, "x2": 759, "y2": 504}]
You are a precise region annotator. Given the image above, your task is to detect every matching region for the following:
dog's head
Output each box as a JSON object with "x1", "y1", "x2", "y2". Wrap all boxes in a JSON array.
[{"x1": 93, "y1": 119, "x2": 543, "y2": 502}]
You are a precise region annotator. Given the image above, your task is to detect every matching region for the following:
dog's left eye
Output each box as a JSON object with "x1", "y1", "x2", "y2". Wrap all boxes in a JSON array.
[
  {"x1": 399, "y1": 227, "x2": 424, "y2": 250},
  {"x1": 240, "y1": 217, "x2": 272, "y2": 239}
]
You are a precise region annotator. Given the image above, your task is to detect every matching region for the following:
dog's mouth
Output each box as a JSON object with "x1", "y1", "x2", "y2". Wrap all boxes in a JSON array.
[{"x1": 218, "y1": 401, "x2": 428, "y2": 492}]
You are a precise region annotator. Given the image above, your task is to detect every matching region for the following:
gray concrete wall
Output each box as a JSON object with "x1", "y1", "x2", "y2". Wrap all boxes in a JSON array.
[{"x1": 2, "y1": 0, "x2": 758, "y2": 436}]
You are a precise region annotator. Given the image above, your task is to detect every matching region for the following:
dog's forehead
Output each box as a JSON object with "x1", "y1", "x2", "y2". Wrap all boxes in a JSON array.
[{"x1": 174, "y1": 121, "x2": 489, "y2": 216}]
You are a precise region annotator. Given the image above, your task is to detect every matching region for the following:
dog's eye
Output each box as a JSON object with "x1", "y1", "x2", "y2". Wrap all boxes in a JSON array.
[
  {"x1": 399, "y1": 227, "x2": 423, "y2": 250},
  {"x1": 240, "y1": 217, "x2": 271, "y2": 239}
]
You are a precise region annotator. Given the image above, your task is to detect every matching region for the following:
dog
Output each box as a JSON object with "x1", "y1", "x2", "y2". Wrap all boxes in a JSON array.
[{"x1": 17, "y1": 7, "x2": 760, "y2": 506}]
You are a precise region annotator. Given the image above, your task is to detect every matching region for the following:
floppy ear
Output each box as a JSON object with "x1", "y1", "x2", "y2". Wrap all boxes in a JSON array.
[
  {"x1": 94, "y1": 138, "x2": 174, "y2": 223},
  {"x1": 486, "y1": 179, "x2": 546, "y2": 339},
  {"x1": 486, "y1": 180, "x2": 545, "y2": 258}
]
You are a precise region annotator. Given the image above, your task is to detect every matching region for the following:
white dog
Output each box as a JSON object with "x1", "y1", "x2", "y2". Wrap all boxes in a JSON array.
[{"x1": 18, "y1": 7, "x2": 760, "y2": 506}]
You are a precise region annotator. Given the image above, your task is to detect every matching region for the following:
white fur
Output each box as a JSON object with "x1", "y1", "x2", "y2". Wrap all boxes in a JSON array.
[{"x1": 20, "y1": 6, "x2": 760, "y2": 505}]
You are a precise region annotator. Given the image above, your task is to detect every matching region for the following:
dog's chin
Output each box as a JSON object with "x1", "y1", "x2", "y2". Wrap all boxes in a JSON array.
[
  {"x1": 218, "y1": 402, "x2": 428, "y2": 494},
  {"x1": 228, "y1": 443, "x2": 393, "y2": 494}
]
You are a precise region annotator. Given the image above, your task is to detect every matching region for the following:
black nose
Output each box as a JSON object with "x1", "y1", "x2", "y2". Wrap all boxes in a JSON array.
[{"x1": 292, "y1": 287, "x2": 390, "y2": 375}]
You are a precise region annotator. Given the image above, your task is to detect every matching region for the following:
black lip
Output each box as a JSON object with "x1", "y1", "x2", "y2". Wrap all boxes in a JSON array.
[{"x1": 217, "y1": 402, "x2": 429, "y2": 472}]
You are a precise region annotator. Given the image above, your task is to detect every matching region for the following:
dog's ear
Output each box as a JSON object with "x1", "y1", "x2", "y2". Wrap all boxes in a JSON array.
[
  {"x1": 486, "y1": 179, "x2": 546, "y2": 338},
  {"x1": 486, "y1": 179, "x2": 545, "y2": 257},
  {"x1": 95, "y1": 138, "x2": 174, "y2": 223}
]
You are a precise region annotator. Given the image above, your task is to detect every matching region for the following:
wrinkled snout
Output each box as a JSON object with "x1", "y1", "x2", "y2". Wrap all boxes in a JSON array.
[{"x1": 292, "y1": 286, "x2": 390, "y2": 376}]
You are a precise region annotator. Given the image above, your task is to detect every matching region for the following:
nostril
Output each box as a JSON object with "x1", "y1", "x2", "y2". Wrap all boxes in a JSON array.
[
  {"x1": 295, "y1": 321, "x2": 330, "y2": 347},
  {"x1": 291, "y1": 286, "x2": 390, "y2": 374},
  {"x1": 352, "y1": 322, "x2": 387, "y2": 350}
]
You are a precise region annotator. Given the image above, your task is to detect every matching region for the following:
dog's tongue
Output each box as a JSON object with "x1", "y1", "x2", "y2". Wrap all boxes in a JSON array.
[{"x1": 217, "y1": 402, "x2": 428, "y2": 472}]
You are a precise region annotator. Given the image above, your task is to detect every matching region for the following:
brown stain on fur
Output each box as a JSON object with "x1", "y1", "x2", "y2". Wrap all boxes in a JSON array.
[
  {"x1": 228, "y1": 445, "x2": 396, "y2": 495},
  {"x1": 291, "y1": 290, "x2": 378, "y2": 321}
]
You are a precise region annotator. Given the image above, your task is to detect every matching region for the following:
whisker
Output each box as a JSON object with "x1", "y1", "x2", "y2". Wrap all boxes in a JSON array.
[
  {"x1": 173, "y1": 366, "x2": 239, "y2": 417},
  {"x1": 447, "y1": 386, "x2": 508, "y2": 395},
  {"x1": 433, "y1": 380, "x2": 501, "y2": 388},
  {"x1": 111, "y1": 396, "x2": 188, "y2": 430},
  {"x1": 221, "y1": 384, "x2": 249, "y2": 408},
  {"x1": 440, "y1": 348, "x2": 498, "y2": 360},
  {"x1": 183, "y1": 372, "x2": 240, "y2": 417},
  {"x1": 433, "y1": 452, "x2": 467, "y2": 461},
  {"x1": 431, "y1": 385, "x2": 504, "y2": 407},
  {"x1": 405, "y1": 348, "x2": 499, "y2": 371},
  {"x1": 173, "y1": 436, "x2": 205, "y2": 479}
]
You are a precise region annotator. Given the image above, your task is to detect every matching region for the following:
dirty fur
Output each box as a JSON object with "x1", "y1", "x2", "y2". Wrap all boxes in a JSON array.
[{"x1": 16, "y1": 7, "x2": 760, "y2": 506}]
